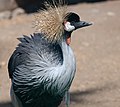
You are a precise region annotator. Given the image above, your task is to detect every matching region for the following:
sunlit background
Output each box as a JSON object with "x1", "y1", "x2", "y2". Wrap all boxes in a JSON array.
[{"x1": 0, "y1": 0, "x2": 120, "y2": 107}]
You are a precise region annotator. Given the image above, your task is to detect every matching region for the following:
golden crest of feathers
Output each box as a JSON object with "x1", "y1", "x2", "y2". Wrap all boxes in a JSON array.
[{"x1": 33, "y1": 0, "x2": 67, "y2": 42}]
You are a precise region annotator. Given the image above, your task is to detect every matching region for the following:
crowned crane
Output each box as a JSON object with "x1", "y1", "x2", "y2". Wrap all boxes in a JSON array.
[{"x1": 8, "y1": 1, "x2": 92, "y2": 107}]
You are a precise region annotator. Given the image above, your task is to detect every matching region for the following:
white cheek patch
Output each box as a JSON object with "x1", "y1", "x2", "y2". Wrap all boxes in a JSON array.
[{"x1": 64, "y1": 22, "x2": 75, "y2": 32}]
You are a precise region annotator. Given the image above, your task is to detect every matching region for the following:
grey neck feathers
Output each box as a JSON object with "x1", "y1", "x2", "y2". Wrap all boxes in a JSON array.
[{"x1": 54, "y1": 37, "x2": 76, "y2": 95}]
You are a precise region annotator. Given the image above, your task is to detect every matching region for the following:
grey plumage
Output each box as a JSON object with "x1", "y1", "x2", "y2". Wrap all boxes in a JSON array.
[
  {"x1": 8, "y1": 1, "x2": 92, "y2": 106},
  {"x1": 8, "y1": 33, "x2": 76, "y2": 107}
]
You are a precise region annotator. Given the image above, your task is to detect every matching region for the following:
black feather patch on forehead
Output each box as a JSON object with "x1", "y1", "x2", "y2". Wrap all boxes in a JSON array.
[{"x1": 65, "y1": 12, "x2": 80, "y2": 22}]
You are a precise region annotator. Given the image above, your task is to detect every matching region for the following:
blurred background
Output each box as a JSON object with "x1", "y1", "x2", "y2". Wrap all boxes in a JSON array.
[{"x1": 0, "y1": 0, "x2": 120, "y2": 107}]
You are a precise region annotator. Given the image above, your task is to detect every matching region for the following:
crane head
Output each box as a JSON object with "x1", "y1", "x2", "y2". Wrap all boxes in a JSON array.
[
  {"x1": 34, "y1": 1, "x2": 92, "y2": 43},
  {"x1": 63, "y1": 12, "x2": 92, "y2": 45},
  {"x1": 64, "y1": 12, "x2": 92, "y2": 32}
]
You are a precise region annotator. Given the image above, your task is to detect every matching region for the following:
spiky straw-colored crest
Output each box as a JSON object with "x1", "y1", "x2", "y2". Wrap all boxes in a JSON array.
[{"x1": 34, "y1": 0, "x2": 67, "y2": 42}]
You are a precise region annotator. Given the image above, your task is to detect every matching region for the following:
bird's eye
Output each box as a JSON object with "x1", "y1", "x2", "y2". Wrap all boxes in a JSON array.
[{"x1": 82, "y1": 22, "x2": 86, "y2": 25}]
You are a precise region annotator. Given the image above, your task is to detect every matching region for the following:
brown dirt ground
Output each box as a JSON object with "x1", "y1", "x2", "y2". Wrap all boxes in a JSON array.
[{"x1": 0, "y1": 0, "x2": 120, "y2": 107}]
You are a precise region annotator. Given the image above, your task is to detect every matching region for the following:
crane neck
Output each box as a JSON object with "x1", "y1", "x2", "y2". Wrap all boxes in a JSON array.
[
  {"x1": 54, "y1": 35, "x2": 76, "y2": 95},
  {"x1": 59, "y1": 35, "x2": 74, "y2": 66}
]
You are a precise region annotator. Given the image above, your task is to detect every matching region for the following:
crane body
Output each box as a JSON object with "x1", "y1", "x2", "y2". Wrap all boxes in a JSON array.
[
  {"x1": 8, "y1": 1, "x2": 92, "y2": 107},
  {"x1": 9, "y1": 33, "x2": 76, "y2": 107}
]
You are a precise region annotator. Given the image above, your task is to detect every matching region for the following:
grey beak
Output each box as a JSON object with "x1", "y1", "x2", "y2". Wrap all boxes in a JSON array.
[{"x1": 73, "y1": 21, "x2": 93, "y2": 29}]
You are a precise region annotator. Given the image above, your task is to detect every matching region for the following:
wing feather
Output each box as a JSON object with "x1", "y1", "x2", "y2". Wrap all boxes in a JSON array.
[{"x1": 8, "y1": 33, "x2": 63, "y2": 106}]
